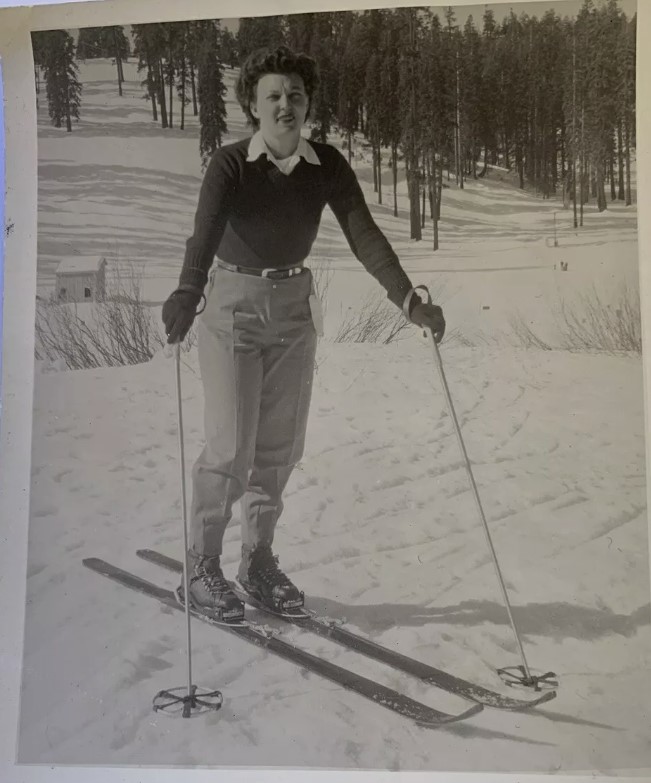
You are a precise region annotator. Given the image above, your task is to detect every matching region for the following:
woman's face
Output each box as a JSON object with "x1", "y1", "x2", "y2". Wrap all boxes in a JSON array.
[{"x1": 250, "y1": 72, "x2": 309, "y2": 147}]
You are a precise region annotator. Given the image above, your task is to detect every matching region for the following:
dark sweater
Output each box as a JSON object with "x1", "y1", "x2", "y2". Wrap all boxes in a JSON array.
[{"x1": 180, "y1": 137, "x2": 413, "y2": 309}]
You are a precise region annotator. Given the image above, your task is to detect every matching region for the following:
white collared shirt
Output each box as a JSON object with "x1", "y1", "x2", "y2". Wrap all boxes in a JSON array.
[{"x1": 246, "y1": 130, "x2": 321, "y2": 175}]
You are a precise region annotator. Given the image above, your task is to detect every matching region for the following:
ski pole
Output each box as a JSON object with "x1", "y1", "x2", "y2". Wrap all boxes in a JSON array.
[
  {"x1": 152, "y1": 342, "x2": 223, "y2": 717},
  {"x1": 416, "y1": 286, "x2": 535, "y2": 687},
  {"x1": 173, "y1": 341, "x2": 195, "y2": 716}
]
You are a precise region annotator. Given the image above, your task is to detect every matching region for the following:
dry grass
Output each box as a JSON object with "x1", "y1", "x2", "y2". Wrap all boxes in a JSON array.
[
  {"x1": 508, "y1": 282, "x2": 642, "y2": 355},
  {"x1": 334, "y1": 281, "x2": 451, "y2": 345},
  {"x1": 35, "y1": 263, "x2": 196, "y2": 370}
]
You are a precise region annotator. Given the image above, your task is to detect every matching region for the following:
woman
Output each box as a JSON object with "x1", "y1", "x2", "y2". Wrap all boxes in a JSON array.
[{"x1": 162, "y1": 46, "x2": 445, "y2": 622}]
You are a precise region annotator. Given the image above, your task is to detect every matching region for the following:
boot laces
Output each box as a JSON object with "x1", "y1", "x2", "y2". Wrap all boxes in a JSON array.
[
  {"x1": 197, "y1": 559, "x2": 230, "y2": 596},
  {"x1": 252, "y1": 547, "x2": 292, "y2": 589}
]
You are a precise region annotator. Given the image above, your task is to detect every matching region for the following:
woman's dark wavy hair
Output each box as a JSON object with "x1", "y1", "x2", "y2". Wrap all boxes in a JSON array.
[{"x1": 236, "y1": 45, "x2": 320, "y2": 129}]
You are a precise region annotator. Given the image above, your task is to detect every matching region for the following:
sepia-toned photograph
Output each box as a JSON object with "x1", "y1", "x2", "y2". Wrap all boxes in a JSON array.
[{"x1": 17, "y1": 0, "x2": 650, "y2": 772}]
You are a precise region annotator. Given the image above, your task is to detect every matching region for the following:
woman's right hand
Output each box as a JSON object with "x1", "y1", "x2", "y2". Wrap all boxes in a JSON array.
[{"x1": 162, "y1": 288, "x2": 204, "y2": 344}]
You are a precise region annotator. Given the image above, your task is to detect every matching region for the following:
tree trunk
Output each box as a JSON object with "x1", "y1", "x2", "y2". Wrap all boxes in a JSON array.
[
  {"x1": 114, "y1": 29, "x2": 123, "y2": 96},
  {"x1": 372, "y1": 144, "x2": 378, "y2": 192},
  {"x1": 147, "y1": 59, "x2": 158, "y2": 121},
  {"x1": 377, "y1": 140, "x2": 382, "y2": 205},
  {"x1": 408, "y1": 160, "x2": 421, "y2": 240},
  {"x1": 617, "y1": 120, "x2": 625, "y2": 200},
  {"x1": 596, "y1": 160, "x2": 607, "y2": 212},
  {"x1": 480, "y1": 142, "x2": 488, "y2": 177},
  {"x1": 430, "y1": 154, "x2": 438, "y2": 251},
  {"x1": 180, "y1": 58, "x2": 186, "y2": 130},
  {"x1": 579, "y1": 159, "x2": 584, "y2": 226},
  {"x1": 347, "y1": 132, "x2": 352, "y2": 165},
  {"x1": 168, "y1": 56, "x2": 173, "y2": 129},
  {"x1": 572, "y1": 157, "x2": 578, "y2": 228},
  {"x1": 437, "y1": 155, "x2": 443, "y2": 221},
  {"x1": 624, "y1": 110, "x2": 632, "y2": 206},
  {"x1": 609, "y1": 148, "x2": 616, "y2": 201},
  {"x1": 427, "y1": 153, "x2": 433, "y2": 220},
  {"x1": 515, "y1": 142, "x2": 524, "y2": 190},
  {"x1": 158, "y1": 59, "x2": 168, "y2": 128},
  {"x1": 421, "y1": 164, "x2": 426, "y2": 230},
  {"x1": 392, "y1": 142, "x2": 398, "y2": 218},
  {"x1": 66, "y1": 100, "x2": 72, "y2": 132},
  {"x1": 190, "y1": 63, "x2": 198, "y2": 116},
  {"x1": 580, "y1": 102, "x2": 584, "y2": 224}
]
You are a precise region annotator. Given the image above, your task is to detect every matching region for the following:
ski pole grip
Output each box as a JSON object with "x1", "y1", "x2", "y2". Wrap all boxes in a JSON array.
[
  {"x1": 411, "y1": 285, "x2": 441, "y2": 344},
  {"x1": 413, "y1": 285, "x2": 432, "y2": 306}
]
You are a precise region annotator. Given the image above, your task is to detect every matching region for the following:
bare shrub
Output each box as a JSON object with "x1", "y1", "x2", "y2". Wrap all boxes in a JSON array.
[
  {"x1": 556, "y1": 283, "x2": 642, "y2": 355},
  {"x1": 508, "y1": 311, "x2": 554, "y2": 351},
  {"x1": 334, "y1": 290, "x2": 411, "y2": 344},
  {"x1": 35, "y1": 262, "x2": 196, "y2": 370},
  {"x1": 508, "y1": 282, "x2": 641, "y2": 355},
  {"x1": 309, "y1": 257, "x2": 334, "y2": 318},
  {"x1": 444, "y1": 327, "x2": 500, "y2": 349},
  {"x1": 334, "y1": 282, "x2": 449, "y2": 345}
]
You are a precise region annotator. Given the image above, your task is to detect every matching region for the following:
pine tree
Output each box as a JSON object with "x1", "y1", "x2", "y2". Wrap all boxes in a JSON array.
[
  {"x1": 220, "y1": 28, "x2": 239, "y2": 68},
  {"x1": 132, "y1": 24, "x2": 165, "y2": 124},
  {"x1": 619, "y1": 10, "x2": 636, "y2": 206},
  {"x1": 337, "y1": 13, "x2": 367, "y2": 161},
  {"x1": 76, "y1": 28, "x2": 101, "y2": 60},
  {"x1": 378, "y1": 11, "x2": 403, "y2": 217},
  {"x1": 33, "y1": 30, "x2": 82, "y2": 132},
  {"x1": 421, "y1": 11, "x2": 453, "y2": 249},
  {"x1": 237, "y1": 16, "x2": 285, "y2": 61},
  {"x1": 76, "y1": 26, "x2": 129, "y2": 96},
  {"x1": 284, "y1": 12, "x2": 340, "y2": 144},
  {"x1": 461, "y1": 15, "x2": 483, "y2": 180},
  {"x1": 196, "y1": 20, "x2": 228, "y2": 166},
  {"x1": 175, "y1": 23, "x2": 193, "y2": 131},
  {"x1": 398, "y1": 7, "x2": 423, "y2": 240},
  {"x1": 362, "y1": 10, "x2": 387, "y2": 199},
  {"x1": 97, "y1": 26, "x2": 130, "y2": 96},
  {"x1": 478, "y1": 8, "x2": 500, "y2": 174}
]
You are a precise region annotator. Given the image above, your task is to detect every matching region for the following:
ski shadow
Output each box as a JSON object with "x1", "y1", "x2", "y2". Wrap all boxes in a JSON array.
[
  {"x1": 305, "y1": 596, "x2": 630, "y2": 733},
  {"x1": 305, "y1": 595, "x2": 651, "y2": 644},
  {"x1": 437, "y1": 720, "x2": 557, "y2": 746}
]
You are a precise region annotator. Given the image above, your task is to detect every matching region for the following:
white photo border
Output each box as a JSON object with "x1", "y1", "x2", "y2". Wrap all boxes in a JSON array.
[{"x1": 1, "y1": 0, "x2": 649, "y2": 781}]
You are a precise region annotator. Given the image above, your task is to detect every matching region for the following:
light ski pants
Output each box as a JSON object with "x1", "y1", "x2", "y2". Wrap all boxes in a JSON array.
[{"x1": 189, "y1": 263, "x2": 318, "y2": 558}]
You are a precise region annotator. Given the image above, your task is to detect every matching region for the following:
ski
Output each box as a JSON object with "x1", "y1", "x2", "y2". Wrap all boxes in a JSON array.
[
  {"x1": 83, "y1": 557, "x2": 482, "y2": 727},
  {"x1": 137, "y1": 549, "x2": 556, "y2": 712}
]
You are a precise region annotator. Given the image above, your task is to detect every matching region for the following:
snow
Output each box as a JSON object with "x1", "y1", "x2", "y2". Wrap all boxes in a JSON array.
[{"x1": 21, "y1": 59, "x2": 650, "y2": 773}]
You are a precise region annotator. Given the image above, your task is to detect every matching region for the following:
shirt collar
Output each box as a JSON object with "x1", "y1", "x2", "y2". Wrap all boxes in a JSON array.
[{"x1": 246, "y1": 131, "x2": 321, "y2": 167}]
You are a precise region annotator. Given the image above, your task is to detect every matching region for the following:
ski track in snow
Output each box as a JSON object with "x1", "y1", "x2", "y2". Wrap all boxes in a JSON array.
[{"x1": 20, "y1": 60, "x2": 650, "y2": 773}]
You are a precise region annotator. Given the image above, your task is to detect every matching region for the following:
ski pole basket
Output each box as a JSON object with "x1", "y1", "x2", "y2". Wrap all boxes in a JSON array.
[
  {"x1": 497, "y1": 666, "x2": 559, "y2": 692},
  {"x1": 153, "y1": 685, "x2": 223, "y2": 718}
]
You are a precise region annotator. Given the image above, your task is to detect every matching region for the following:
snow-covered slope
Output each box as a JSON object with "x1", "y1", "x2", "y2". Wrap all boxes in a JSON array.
[{"x1": 21, "y1": 59, "x2": 649, "y2": 773}]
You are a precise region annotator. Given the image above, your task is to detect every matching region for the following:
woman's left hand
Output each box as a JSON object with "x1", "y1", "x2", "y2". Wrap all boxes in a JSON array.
[{"x1": 410, "y1": 302, "x2": 446, "y2": 343}]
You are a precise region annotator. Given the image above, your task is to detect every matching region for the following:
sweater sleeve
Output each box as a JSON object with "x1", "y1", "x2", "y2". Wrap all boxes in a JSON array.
[
  {"x1": 179, "y1": 149, "x2": 239, "y2": 290},
  {"x1": 326, "y1": 148, "x2": 413, "y2": 309}
]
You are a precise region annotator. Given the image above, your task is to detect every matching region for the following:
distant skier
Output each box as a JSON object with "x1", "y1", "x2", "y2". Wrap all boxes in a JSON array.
[{"x1": 162, "y1": 45, "x2": 445, "y2": 622}]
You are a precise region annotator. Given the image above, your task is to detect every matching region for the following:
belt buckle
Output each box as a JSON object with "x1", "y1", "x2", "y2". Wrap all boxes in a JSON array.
[{"x1": 260, "y1": 267, "x2": 277, "y2": 278}]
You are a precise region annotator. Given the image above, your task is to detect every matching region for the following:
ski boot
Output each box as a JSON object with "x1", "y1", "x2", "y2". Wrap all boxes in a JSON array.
[
  {"x1": 178, "y1": 554, "x2": 245, "y2": 623},
  {"x1": 237, "y1": 544, "x2": 304, "y2": 614}
]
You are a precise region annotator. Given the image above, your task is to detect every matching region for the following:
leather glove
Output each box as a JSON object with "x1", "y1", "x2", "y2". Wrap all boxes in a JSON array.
[
  {"x1": 410, "y1": 301, "x2": 446, "y2": 343},
  {"x1": 162, "y1": 288, "x2": 204, "y2": 344}
]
